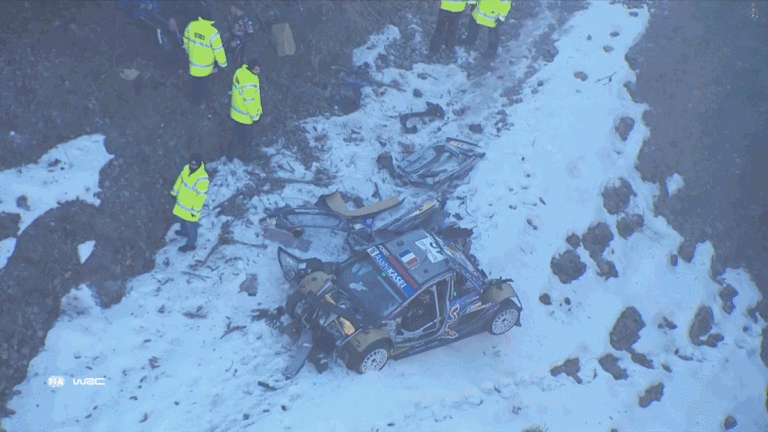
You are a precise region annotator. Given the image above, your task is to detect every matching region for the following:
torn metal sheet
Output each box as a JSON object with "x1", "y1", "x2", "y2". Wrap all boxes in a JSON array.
[
  {"x1": 395, "y1": 137, "x2": 485, "y2": 190},
  {"x1": 399, "y1": 102, "x2": 445, "y2": 134}
]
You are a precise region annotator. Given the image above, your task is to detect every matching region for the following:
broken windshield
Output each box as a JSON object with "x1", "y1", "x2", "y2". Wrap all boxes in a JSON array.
[{"x1": 338, "y1": 259, "x2": 406, "y2": 318}]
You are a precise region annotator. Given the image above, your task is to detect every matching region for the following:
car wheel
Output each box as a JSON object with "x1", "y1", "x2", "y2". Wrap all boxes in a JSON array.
[
  {"x1": 487, "y1": 301, "x2": 521, "y2": 335},
  {"x1": 345, "y1": 340, "x2": 391, "y2": 374},
  {"x1": 285, "y1": 290, "x2": 304, "y2": 320}
]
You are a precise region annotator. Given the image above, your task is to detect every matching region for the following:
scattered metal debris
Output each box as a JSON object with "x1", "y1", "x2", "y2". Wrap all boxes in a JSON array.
[{"x1": 399, "y1": 101, "x2": 445, "y2": 133}]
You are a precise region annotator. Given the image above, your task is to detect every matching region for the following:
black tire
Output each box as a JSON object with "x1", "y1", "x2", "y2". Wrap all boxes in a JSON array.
[
  {"x1": 285, "y1": 290, "x2": 304, "y2": 320},
  {"x1": 344, "y1": 339, "x2": 391, "y2": 374},
  {"x1": 487, "y1": 301, "x2": 521, "y2": 335}
]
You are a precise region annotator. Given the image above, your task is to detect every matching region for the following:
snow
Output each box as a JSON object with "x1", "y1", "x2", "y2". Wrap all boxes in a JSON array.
[
  {"x1": 5, "y1": 2, "x2": 768, "y2": 432},
  {"x1": 77, "y1": 241, "x2": 96, "y2": 264},
  {"x1": 0, "y1": 134, "x2": 112, "y2": 269},
  {"x1": 666, "y1": 172, "x2": 684, "y2": 196}
]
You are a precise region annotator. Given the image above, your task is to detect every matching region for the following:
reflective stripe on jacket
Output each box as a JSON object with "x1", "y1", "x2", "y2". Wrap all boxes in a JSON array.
[
  {"x1": 171, "y1": 163, "x2": 209, "y2": 222},
  {"x1": 472, "y1": 0, "x2": 512, "y2": 28},
  {"x1": 440, "y1": 0, "x2": 475, "y2": 13},
  {"x1": 230, "y1": 64, "x2": 262, "y2": 125},
  {"x1": 183, "y1": 18, "x2": 227, "y2": 77}
]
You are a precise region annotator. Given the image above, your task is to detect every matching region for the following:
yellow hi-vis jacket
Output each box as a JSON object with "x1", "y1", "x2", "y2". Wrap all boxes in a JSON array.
[
  {"x1": 472, "y1": 0, "x2": 512, "y2": 28},
  {"x1": 183, "y1": 18, "x2": 227, "y2": 77},
  {"x1": 230, "y1": 64, "x2": 262, "y2": 125},
  {"x1": 171, "y1": 163, "x2": 209, "y2": 222},
  {"x1": 440, "y1": 0, "x2": 476, "y2": 12}
]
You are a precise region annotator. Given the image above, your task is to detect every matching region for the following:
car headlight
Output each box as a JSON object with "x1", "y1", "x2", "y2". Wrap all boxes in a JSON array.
[{"x1": 278, "y1": 247, "x2": 306, "y2": 282}]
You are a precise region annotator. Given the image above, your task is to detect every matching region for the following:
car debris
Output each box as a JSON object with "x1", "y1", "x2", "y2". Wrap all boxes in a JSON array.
[
  {"x1": 277, "y1": 228, "x2": 523, "y2": 378},
  {"x1": 259, "y1": 192, "x2": 451, "y2": 251},
  {"x1": 382, "y1": 137, "x2": 485, "y2": 191},
  {"x1": 399, "y1": 101, "x2": 445, "y2": 134}
]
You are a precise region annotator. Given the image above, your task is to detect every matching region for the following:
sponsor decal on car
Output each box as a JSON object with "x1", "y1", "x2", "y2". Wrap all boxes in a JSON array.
[
  {"x1": 397, "y1": 249, "x2": 420, "y2": 269},
  {"x1": 415, "y1": 237, "x2": 446, "y2": 263},
  {"x1": 367, "y1": 246, "x2": 416, "y2": 296}
]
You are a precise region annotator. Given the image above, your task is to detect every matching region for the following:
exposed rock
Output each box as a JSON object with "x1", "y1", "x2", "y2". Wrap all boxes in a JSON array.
[
  {"x1": 662, "y1": 364, "x2": 672, "y2": 373},
  {"x1": 670, "y1": 254, "x2": 679, "y2": 266},
  {"x1": 94, "y1": 279, "x2": 126, "y2": 309},
  {"x1": 629, "y1": 11, "x2": 639, "y2": 17},
  {"x1": 638, "y1": 383, "x2": 664, "y2": 408},
  {"x1": 677, "y1": 239, "x2": 698, "y2": 263},
  {"x1": 238, "y1": 274, "x2": 259, "y2": 297},
  {"x1": 595, "y1": 256, "x2": 619, "y2": 280},
  {"x1": 16, "y1": 195, "x2": 30, "y2": 211},
  {"x1": 0, "y1": 212, "x2": 21, "y2": 241},
  {"x1": 610, "y1": 31, "x2": 620, "y2": 37},
  {"x1": 628, "y1": 349, "x2": 654, "y2": 369},
  {"x1": 658, "y1": 317, "x2": 677, "y2": 330},
  {"x1": 689, "y1": 306, "x2": 716, "y2": 346},
  {"x1": 723, "y1": 415, "x2": 737, "y2": 430},
  {"x1": 468, "y1": 124, "x2": 483, "y2": 134},
  {"x1": 609, "y1": 307, "x2": 645, "y2": 351},
  {"x1": 573, "y1": 71, "x2": 588, "y2": 81},
  {"x1": 599, "y1": 354, "x2": 628, "y2": 380},
  {"x1": 565, "y1": 233, "x2": 581, "y2": 249},
  {"x1": 603, "y1": 45, "x2": 614, "y2": 53},
  {"x1": 539, "y1": 293, "x2": 552, "y2": 306},
  {"x1": 675, "y1": 348, "x2": 693, "y2": 361},
  {"x1": 582, "y1": 222, "x2": 614, "y2": 260},
  {"x1": 762, "y1": 327, "x2": 768, "y2": 369},
  {"x1": 718, "y1": 284, "x2": 738, "y2": 315},
  {"x1": 616, "y1": 214, "x2": 644, "y2": 239},
  {"x1": 614, "y1": 117, "x2": 635, "y2": 142},
  {"x1": 601, "y1": 178, "x2": 636, "y2": 215},
  {"x1": 700, "y1": 333, "x2": 724, "y2": 347},
  {"x1": 412, "y1": 89, "x2": 422, "y2": 98},
  {"x1": 550, "y1": 357, "x2": 582, "y2": 384},
  {"x1": 550, "y1": 249, "x2": 587, "y2": 284},
  {"x1": 564, "y1": 297, "x2": 571, "y2": 306}
]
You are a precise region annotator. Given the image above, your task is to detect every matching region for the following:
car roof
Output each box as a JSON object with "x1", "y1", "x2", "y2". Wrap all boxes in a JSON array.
[{"x1": 381, "y1": 229, "x2": 453, "y2": 288}]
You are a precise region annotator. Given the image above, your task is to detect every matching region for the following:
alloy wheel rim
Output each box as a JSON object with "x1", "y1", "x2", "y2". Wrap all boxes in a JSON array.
[
  {"x1": 492, "y1": 309, "x2": 519, "y2": 334},
  {"x1": 361, "y1": 348, "x2": 388, "y2": 373}
]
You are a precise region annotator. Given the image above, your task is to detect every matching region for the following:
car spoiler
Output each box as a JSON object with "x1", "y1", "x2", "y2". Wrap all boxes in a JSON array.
[{"x1": 304, "y1": 291, "x2": 378, "y2": 329}]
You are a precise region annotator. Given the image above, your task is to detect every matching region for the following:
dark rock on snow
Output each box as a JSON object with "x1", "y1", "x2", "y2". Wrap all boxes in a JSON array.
[
  {"x1": 565, "y1": 233, "x2": 581, "y2": 249},
  {"x1": 412, "y1": 88, "x2": 422, "y2": 98},
  {"x1": 599, "y1": 354, "x2": 628, "y2": 380},
  {"x1": 718, "y1": 284, "x2": 738, "y2": 315},
  {"x1": 723, "y1": 415, "x2": 738, "y2": 430},
  {"x1": 582, "y1": 222, "x2": 614, "y2": 259},
  {"x1": 468, "y1": 124, "x2": 483, "y2": 134},
  {"x1": 0, "y1": 212, "x2": 21, "y2": 241},
  {"x1": 550, "y1": 249, "x2": 587, "y2": 284},
  {"x1": 550, "y1": 357, "x2": 582, "y2": 384},
  {"x1": 629, "y1": 349, "x2": 654, "y2": 369},
  {"x1": 670, "y1": 254, "x2": 679, "y2": 266},
  {"x1": 658, "y1": 316, "x2": 677, "y2": 330},
  {"x1": 594, "y1": 256, "x2": 619, "y2": 280},
  {"x1": 615, "y1": 116, "x2": 635, "y2": 142},
  {"x1": 676, "y1": 238, "x2": 698, "y2": 263},
  {"x1": 689, "y1": 306, "x2": 723, "y2": 347},
  {"x1": 662, "y1": 364, "x2": 672, "y2": 373},
  {"x1": 638, "y1": 383, "x2": 664, "y2": 408},
  {"x1": 603, "y1": 45, "x2": 614, "y2": 53},
  {"x1": 601, "y1": 178, "x2": 636, "y2": 215},
  {"x1": 573, "y1": 71, "x2": 588, "y2": 81},
  {"x1": 609, "y1": 307, "x2": 645, "y2": 351},
  {"x1": 616, "y1": 214, "x2": 644, "y2": 239},
  {"x1": 539, "y1": 293, "x2": 552, "y2": 306},
  {"x1": 762, "y1": 327, "x2": 768, "y2": 369}
]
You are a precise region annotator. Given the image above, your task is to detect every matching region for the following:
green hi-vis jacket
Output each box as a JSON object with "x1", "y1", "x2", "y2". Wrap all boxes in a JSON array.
[
  {"x1": 171, "y1": 163, "x2": 209, "y2": 222},
  {"x1": 230, "y1": 64, "x2": 262, "y2": 125},
  {"x1": 472, "y1": 0, "x2": 512, "y2": 28},
  {"x1": 183, "y1": 18, "x2": 227, "y2": 77}
]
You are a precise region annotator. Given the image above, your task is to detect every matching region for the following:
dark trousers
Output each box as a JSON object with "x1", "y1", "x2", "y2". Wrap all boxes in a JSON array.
[
  {"x1": 464, "y1": 18, "x2": 500, "y2": 56},
  {"x1": 228, "y1": 120, "x2": 251, "y2": 160},
  {"x1": 177, "y1": 216, "x2": 198, "y2": 247},
  {"x1": 429, "y1": 9, "x2": 461, "y2": 53},
  {"x1": 189, "y1": 75, "x2": 208, "y2": 105}
]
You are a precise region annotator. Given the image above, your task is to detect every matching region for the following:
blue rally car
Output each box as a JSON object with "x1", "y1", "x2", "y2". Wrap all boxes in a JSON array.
[{"x1": 278, "y1": 229, "x2": 523, "y2": 377}]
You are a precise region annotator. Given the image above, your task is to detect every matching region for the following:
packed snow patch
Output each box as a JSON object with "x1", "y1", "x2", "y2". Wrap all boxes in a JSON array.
[
  {"x1": 77, "y1": 240, "x2": 96, "y2": 264},
  {"x1": 666, "y1": 173, "x2": 684, "y2": 195}
]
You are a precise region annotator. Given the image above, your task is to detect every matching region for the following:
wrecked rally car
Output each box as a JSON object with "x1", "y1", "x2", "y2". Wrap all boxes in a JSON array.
[{"x1": 278, "y1": 229, "x2": 523, "y2": 378}]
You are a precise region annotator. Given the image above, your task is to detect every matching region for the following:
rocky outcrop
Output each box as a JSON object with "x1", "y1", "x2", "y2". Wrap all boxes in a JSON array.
[
  {"x1": 601, "y1": 178, "x2": 636, "y2": 215},
  {"x1": 610, "y1": 307, "x2": 645, "y2": 351},
  {"x1": 550, "y1": 357, "x2": 582, "y2": 384},
  {"x1": 550, "y1": 249, "x2": 586, "y2": 284},
  {"x1": 718, "y1": 285, "x2": 738, "y2": 315},
  {"x1": 0, "y1": 212, "x2": 20, "y2": 241},
  {"x1": 688, "y1": 306, "x2": 724, "y2": 348},
  {"x1": 616, "y1": 214, "x2": 644, "y2": 239},
  {"x1": 599, "y1": 354, "x2": 628, "y2": 380},
  {"x1": 638, "y1": 383, "x2": 664, "y2": 408}
]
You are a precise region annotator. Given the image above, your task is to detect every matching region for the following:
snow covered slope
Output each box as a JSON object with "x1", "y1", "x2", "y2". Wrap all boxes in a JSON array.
[{"x1": 5, "y1": 2, "x2": 767, "y2": 432}]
